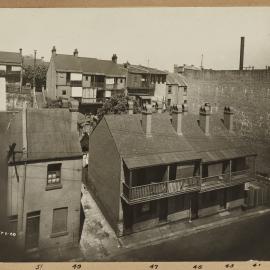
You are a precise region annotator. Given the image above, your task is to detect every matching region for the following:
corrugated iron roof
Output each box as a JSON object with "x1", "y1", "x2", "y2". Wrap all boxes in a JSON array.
[
  {"x1": 0, "y1": 109, "x2": 82, "y2": 163},
  {"x1": 166, "y1": 73, "x2": 188, "y2": 87},
  {"x1": 0, "y1": 51, "x2": 22, "y2": 65},
  {"x1": 125, "y1": 64, "x2": 167, "y2": 75},
  {"x1": 124, "y1": 151, "x2": 201, "y2": 169},
  {"x1": 53, "y1": 54, "x2": 126, "y2": 77}
]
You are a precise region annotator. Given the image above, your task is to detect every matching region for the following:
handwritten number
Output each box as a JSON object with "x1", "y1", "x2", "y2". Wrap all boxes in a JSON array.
[
  {"x1": 35, "y1": 264, "x2": 43, "y2": 270},
  {"x1": 149, "y1": 264, "x2": 159, "y2": 269},
  {"x1": 72, "y1": 265, "x2": 82, "y2": 269},
  {"x1": 193, "y1": 265, "x2": 203, "y2": 269}
]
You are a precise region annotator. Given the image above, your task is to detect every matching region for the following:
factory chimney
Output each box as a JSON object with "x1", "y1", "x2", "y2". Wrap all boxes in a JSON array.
[{"x1": 239, "y1": 36, "x2": 245, "y2": 71}]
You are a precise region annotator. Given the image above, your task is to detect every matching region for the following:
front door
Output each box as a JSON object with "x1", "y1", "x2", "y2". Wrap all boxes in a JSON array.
[
  {"x1": 190, "y1": 193, "x2": 199, "y2": 220},
  {"x1": 25, "y1": 211, "x2": 40, "y2": 250},
  {"x1": 159, "y1": 198, "x2": 168, "y2": 221},
  {"x1": 219, "y1": 189, "x2": 227, "y2": 209}
]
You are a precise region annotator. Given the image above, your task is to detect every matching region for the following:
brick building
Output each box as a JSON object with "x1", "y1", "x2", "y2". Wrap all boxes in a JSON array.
[
  {"x1": 46, "y1": 47, "x2": 126, "y2": 107},
  {"x1": 166, "y1": 73, "x2": 188, "y2": 107},
  {"x1": 87, "y1": 102, "x2": 256, "y2": 236},
  {"x1": 124, "y1": 63, "x2": 167, "y2": 106},
  {"x1": 0, "y1": 105, "x2": 83, "y2": 252},
  {"x1": 0, "y1": 50, "x2": 23, "y2": 92}
]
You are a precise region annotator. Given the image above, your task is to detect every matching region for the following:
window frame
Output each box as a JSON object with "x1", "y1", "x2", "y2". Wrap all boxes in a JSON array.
[
  {"x1": 46, "y1": 163, "x2": 63, "y2": 191},
  {"x1": 51, "y1": 207, "x2": 68, "y2": 238}
]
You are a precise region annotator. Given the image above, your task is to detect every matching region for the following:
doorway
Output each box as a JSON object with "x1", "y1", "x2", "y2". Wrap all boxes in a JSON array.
[
  {"x1": 25, "y1": 211, "x2": 40, "y2": 250},
  {"x1": 219, "y1": 189, "x2": 227, "y2": 210},
  {"x1": 190, "y1": 193, "x2": 199, "y2": 220},
  {"x1": 159, "y1": 198, "x2": 168, "y2": 221}
]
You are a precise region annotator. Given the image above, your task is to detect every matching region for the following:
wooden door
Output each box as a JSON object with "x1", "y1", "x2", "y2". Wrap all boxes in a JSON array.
[
  {"x1": 25, "y1": 212, "x2": 40, "y2": 250},
  {"x1": 190, "y1": 193, "x2": 199, "y2": 220},
  {"x1": 159, "y1": 198, "x2": 168, "y2": 221},
  {"x1": 219, "y1": 189, "x2": 227, "y2": 209}
]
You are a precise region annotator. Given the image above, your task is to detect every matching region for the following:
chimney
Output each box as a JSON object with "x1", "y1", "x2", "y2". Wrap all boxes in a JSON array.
[
  {"x1": 22, "y1": 102, "x2": 28, "y2": 159},
  {"x1": 172, "y1": 104, "x2": 183, "y2": 135},
  {"x1": 51, "y1": 46, "x2": 56, "y2": 56},
  {"x1": 239, "y1": 36, "x2": 245, "y2": 71},
  {"x1": 156, "y1": 101, "x2": 162, "y2": 113},
  {"x1": 19, "y1": 48, "x2": 22, "y2": 55},
  {"x1": 182, "y1": 102, "x2": 188, "y2": 115},
  {"x1": 141, "y1": 104, "x2": 152, "y2": 137},
  {"x1": 69, "y1": 99, "x2": 79, "y2": 133},
  {"x1": 199, "y1": 103, "x2": 211, "y2": 136},
  {"x1": 128, "y1": 100, "x2": 134, "y2": 115},
  {"x1": 224, "y1": 106, "x2": 234, "y2": 132},
  {"x1": 112, "y1": 54, "x2": 117, "y2": 64},
  {"x1": 0, "y1": 78, "x2": 6, "y2": 111},
  {"x1": 73, "y1": 49, "x2": 79, "y2": 57}
]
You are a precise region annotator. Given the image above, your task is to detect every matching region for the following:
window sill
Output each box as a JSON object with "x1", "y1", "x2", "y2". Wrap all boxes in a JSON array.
[
  {"x1": 45, "y1": 184, "x2": 63, "y2": 191},
  {"x1": 50, "y1": 231, "x2": 68, "y2": 238}
]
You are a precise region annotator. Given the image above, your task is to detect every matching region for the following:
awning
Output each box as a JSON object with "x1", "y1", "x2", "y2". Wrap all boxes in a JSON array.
[
  {"x1": 123, "y1": 151, "x2": 201, "y2": 169},
  {"x1": 201, "y1": 147, "x2": 257, "y2": 163}
]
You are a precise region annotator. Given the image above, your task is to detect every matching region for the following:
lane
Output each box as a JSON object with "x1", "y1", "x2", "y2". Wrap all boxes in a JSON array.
[{"x1": 112, "y1": 213, "x2": 270, "y2": 261}]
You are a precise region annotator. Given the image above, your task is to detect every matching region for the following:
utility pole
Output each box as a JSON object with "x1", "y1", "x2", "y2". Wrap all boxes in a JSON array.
[{"x1": 33, "y1": 50, "x2": 38, "y2": 108}]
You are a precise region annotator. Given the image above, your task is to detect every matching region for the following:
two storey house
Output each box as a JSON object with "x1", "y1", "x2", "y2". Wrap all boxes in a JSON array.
[
  {"x1": 46, "y1": 47, "x2": 126, "y2": 109},
  {"x1": 87, "y1": 102, "x2": 256, "y2": 237},
  {"x1": 0, "y1": 105, "x2": 83, "y2": 252}
]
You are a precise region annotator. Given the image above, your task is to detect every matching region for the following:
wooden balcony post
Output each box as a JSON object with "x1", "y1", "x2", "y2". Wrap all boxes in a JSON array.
[
  {"x1": 129, "y1": 170, "x2": 133, "y2": 199},
  {"x1": 229, "y1": 160, "x2": 232, "y2": 182},
  {"x1": 199, "y1": 163, "x2": 202, "y2": 189}
]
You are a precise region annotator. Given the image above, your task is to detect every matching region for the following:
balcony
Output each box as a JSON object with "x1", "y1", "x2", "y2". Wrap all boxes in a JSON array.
[
  {"x1": 106, "y1": 83, "x2": 125, "y2": 90},
  {"x1": 201, "y1": 169, "x2": 254, "y2": 192},
  {"x1": 90, "y1": 82, "x2": 105, "y2": 89},
  {"x1": 81, "y1": 97, "x2": 107, "y2": 104},
  {"x1": 122, "y1": 176, "x2": 201, "y2": 204},
  {"x1": 128, "y1": 82, "x2": 155, "y2": 91}
]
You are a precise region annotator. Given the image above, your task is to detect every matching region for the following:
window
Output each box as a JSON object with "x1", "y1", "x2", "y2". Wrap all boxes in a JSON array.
[
  {"x1": 168, "y1": 86, "x2": 172, "y2": 94},
  {"x1": 51, "y1": 207, "x2": 68, "y2": 237},
  {"x1": 85, "y1": 76, "x2": 88, "y2": 81},
  {"x1": 183, "y1": 86, "x2": 187, "y2": 96},
  {"x1": 66, "y1": 73, "x2": 70, "y2": 83},
  {"x1": 120, "y1": 78, "x2": 123, "y2": 83},
  {"x1": 46, "y1": 163, "x2": 62, "y2": 190},
  {"x1": 62, "y1": 90, "x2": 66, "y2": 95},
  {"x1": 167, "y1": 99, "x2": 171, "y2": 106}
]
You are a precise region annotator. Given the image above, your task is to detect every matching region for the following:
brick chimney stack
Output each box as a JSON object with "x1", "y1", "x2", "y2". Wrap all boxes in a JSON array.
[
  {"x1": 51, "y1": 46, "x2": 56, "y2": 56},
  {"x1": 128, "y1": 100, "x2": 134, "y2": 115},
  {"x1": 19, "y1": 48, "x2": 22, "y2": 55},
  {"x1": 73, "y1": 49, "x2": 79, "y2": 57},
  {"x1": 224, "y1": 106, "x2": 234, "y2": 132},
  {"x1": 199, "y1": 103, "x2": 211, "y2": 136},
  {"x1": 112, "y1": 54, "x2": 117, "y2": 64},
  {"x1": 182, "y1": 102, "x2": 188, "y2": 115},
  {"x1": 172, "y1": 104, "x2": 183, "y2": 135},
  {"x1": 156, "y1": 101, "x2": 163, "y2": 113},
  {"x1": 141, "y1": 104, "x2": 152, "y2": 137}
]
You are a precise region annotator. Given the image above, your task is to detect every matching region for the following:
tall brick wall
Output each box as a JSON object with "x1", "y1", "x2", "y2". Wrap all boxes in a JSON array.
[{"x1": 183, "y1": 69, "x2": 270, "y2": 175}]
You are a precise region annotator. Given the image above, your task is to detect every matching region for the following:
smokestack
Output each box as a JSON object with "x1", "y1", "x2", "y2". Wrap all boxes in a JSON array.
[
  {"x1": 69, "y1": 99, "x2": 79, "y2": 133},
  {"x1": 0, "y1": 78, "x2": 6, "y2": 111},
  {"x1": 51, "y1": 46, "x2": 56, "y2": 56},
  {"x1": 73, "y1": 49, "x2": 79, "y2": 57},
  {"x1": 128, "y1": 100, "x2": 133, "y2": 115},
  {"x1": 171, "y1": 104, "x2": 183, "y2": 135},
  {"x1": 199, "y1": 103, "x2": 211, "y2": 136},
  {"x1": 239, "y1": 36, "x2": 245, "y2": 71},
  {"x1": 224, "y1": 106, "x2": 234, "y2": 132},
  {"x1": 141, "y1": 104, "x2": 152, "y2": 137}
]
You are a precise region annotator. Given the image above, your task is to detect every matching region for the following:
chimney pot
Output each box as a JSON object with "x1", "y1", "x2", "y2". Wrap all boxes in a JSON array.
[
  {"x1": 112, "y1": 54, "x2": 118, "y2": 64},
  {"x1": 19, "y1": 48, "x2": 22, "y2": 55},
  {"x1": 172, "y1": 104, "x2": 183, "y2": 135},
  {"x1": 141, "y1": 104, "x2": 152, "y2": 137},
  {"x1": 52, "y1": 46, "x2": 56, "y2": 56},
  {"x1": 73, "y1": 49, "x2": 79, "y2": 57}
]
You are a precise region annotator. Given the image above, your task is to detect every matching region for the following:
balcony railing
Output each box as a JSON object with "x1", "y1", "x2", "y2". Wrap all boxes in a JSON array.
[
  {"x1": 122, "y1": 169, "x2": 254, "y2": 203},
  {"x1": 106, "y1": 83, "x2": 125, "y2": 90},
  {"x1": 123, "y1": 176, "x2": 200, "y2": 203},
  {"x1": 90, "y1": 82, "x2": 105, "y2": 88},
  {"x1": 127, "y1": 82, "x2": 155, "y2": 90},
  {"x1": 81, "y1": 97, "x2": 107, "y2": 104}
]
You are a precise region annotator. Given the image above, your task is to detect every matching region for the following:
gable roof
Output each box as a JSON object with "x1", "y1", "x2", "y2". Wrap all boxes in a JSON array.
[
  {"x1": 103, "y1": 113, "x2": 201, "y2": 169},
  {"x1": 0, "y1": 51, "x2": 22, "y2": 65},
  {"x1": 0, "y1": 109, "x2": 82, "y2": 163},
  {"x1": 53, "y1": 54, "x2": 126, "y2": 77},
  {"x1": 125, "y1": 64, "x2": 167, "y2": 75},
  {"x1": 167, "y1": 73, "x2": 188, "y2": 87},
  {"x1": 181, "y1": 113, "x2": 256, "y2": 163}
]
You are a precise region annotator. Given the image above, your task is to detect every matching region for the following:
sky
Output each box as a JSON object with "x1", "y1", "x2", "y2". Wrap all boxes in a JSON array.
[{"x1": 0, "y1": 7, "x2": 269, "y2": 71}]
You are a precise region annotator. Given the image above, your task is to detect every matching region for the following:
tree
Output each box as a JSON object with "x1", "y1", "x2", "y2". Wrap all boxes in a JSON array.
[
  {"x1": 23, "y1": 62, "x2": 48, "y2": 90},
  {"x1": 97, "y1": 94, "x2": 141, "y2": 119}
]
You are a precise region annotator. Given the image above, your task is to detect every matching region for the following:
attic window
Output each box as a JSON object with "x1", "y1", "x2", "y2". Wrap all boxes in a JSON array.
[
  {"x1": 46, "y1": 163, "x2": 63, "y2": 190},
  {"x1": 168, "y1": 86, "x2": 172, "y2": 94}
]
